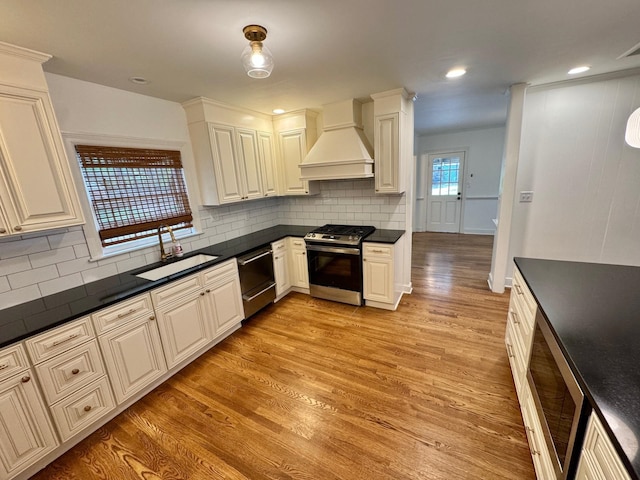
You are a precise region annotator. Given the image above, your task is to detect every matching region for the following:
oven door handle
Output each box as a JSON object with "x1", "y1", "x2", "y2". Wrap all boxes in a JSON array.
[
  {"x1": 242, "y1": 282, "x2": 276, "y2": 302},
  {"x1": 238, "y1": 249, "x2": 272, "y2": 266},
  {"x1": 306, "y1": 244, "x2": 360, "y2": 255}
]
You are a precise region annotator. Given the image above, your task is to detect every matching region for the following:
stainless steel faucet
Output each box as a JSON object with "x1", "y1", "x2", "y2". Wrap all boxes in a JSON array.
[{"x1": 157, "y1": 224, "x2": 176, "y2": 262}]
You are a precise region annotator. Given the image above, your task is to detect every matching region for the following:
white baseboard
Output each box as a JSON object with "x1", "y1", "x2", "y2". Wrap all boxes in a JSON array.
[{"x1": 462, "y1": 228, "x2": 496, "y2": 235}]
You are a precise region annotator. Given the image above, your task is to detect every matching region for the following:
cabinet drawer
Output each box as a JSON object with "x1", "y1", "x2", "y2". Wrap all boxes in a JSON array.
[
  {"x1": 513, "y1": 268, "x2": 537, "y2": 317},
  {"x1": 50, "y1": 376, "x2": 115, "y2": 442},
  {"x1": 288, "y1": 237, "x2": 305, "y2": 249},
  {"x1": 92, "y1": 293, "x2": 155, "y2": 334},
  {"x1": 35, "y1": 339, "x2": 107, "y2": 405},
  {"x1": 364, "y1": 243, "x2": 393, "y2": 258},
  {"x1": 271, "y1": 239, "x2": 286, "y2": 253},
  {"x1": 0, "y1": 343, "x2": 29, "y2": 382},
  {"x1": 150, "y1": 274, "x2": 202, "y2": 307},
  {"x1": 25, "y1": 316, "x2": 94, "y2": 363},
  {"x1": 202, "y1": 259, "x2": 237, "y2": 285}
]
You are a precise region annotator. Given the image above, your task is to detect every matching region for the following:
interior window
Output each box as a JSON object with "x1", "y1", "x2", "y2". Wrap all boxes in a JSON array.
[{"x1": 75, "y1": 145, "x2": 193, "y2": 248}]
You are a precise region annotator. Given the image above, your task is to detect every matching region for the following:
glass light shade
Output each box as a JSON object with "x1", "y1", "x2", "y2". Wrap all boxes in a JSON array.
[
  {"x1": 241, "y1": 41, "x2": 274, "y2": 78},
  {"x1": 625, "y1": 107, "x2": 640, "y2": 148}
]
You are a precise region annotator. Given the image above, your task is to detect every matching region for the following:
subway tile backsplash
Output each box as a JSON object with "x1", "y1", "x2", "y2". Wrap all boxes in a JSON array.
[{"x1": 0, "y1": 179, "x2": 405, "y2": 307}]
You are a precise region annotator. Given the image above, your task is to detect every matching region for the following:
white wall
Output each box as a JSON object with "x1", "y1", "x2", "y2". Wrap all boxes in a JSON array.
[
  {"x1": 505, "y1": 73, "x2": 640, "y2": 282},
  {"x1": 415, "y1": 126, "x2": 505, "y2": 234},
  {"x1": 0, "y1": 74, "x2": 408, "y2": 307}
]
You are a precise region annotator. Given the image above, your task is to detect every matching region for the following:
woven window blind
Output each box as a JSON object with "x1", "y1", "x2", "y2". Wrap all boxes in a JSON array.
[{"x1": 75, "y1": 145, "x2": 193, "y2": 247}]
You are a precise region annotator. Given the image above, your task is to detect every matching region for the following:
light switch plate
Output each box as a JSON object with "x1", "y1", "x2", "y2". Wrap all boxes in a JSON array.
[{"x1": 519, "y1": 191, "x2": 533, "y2": 203}]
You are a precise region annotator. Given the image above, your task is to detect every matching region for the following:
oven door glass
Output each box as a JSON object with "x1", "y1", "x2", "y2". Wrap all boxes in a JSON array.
[
  {"x1": 307, "y1": 245, "x2": 362, "y2": 292},
  {"x1": 529, "y1": 321, "x2": 577, "y2": 471}
]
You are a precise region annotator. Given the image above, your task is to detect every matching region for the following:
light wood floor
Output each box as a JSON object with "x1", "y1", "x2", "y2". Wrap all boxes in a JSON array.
[{"x1": 33, "y1": 232, "x2": 535, "y2": 480}]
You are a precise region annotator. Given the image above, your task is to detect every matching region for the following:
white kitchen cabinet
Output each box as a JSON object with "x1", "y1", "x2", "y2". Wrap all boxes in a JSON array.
[
  {"x1": 153, "y1": 290, "x2": 211, "y2": 369},
  {"x1": 371, "y1": 88, "x2": 414, "y2": 195},
  {"x1": 0, "y1": 367, "x2": 58, "y2": 479},
  {"x1": 288, "y1": 237, "x2": 309, "y2": 290},
  {"x1": 150, "y1": 259, "x2": 243, "y2": 367},
  {"x1": 272, "y1": 239, "x2": 291, "y2": 299},
  {"x1": 273, "y1": 110, "x2": 319, "y2": 196},
  {"x1": 575, "y1": 413, "x2": 632, "y2": 480},
  {"x1": 258, "y1": 131, "x2": 279, "y2": 197},
  {"x1": 205, "y1": 273, "x2": 244, "y2": 335},
  {"x1": 97, "y1": 314, "x2": 167, "y2": 404},
  {"x1": 520, "y1": 382, "x2": 556, "y2": 480},
  {"x1": 207, "y1": 123, "x2": 264, "y2": 204},
  {"x1": 505, "y1": 266, "x2": 536, "y2": 398},
  {"x1": 0, "y1": 43, "x2": 84, "y2": 236},
  {"x1": 363, "y1": 241, "x2": 405, "y2": 310}
]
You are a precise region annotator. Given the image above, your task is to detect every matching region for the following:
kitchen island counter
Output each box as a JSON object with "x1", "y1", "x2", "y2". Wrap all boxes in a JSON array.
[{"x1": 515, "y1": 257, "x2": 640, "y2": 480}]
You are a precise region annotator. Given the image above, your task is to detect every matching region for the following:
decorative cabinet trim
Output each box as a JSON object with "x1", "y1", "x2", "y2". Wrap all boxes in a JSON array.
[{"x1": 25, "y1": 316, "x2": 94, "y2": 364}]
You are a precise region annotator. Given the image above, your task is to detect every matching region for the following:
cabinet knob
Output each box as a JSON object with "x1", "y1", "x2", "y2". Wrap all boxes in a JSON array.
[
  {"x1": 71, "y1": 368, "x2": 80, "y2": 375},
  {"x1": 13, "y1": 226, "x2": 22, "y2": 231},
  {"x1": 200, "y1": 291, "x2": 205, "y2": 296},
  {"x1": 363, "y1": 259, "x2": 367, "y2": 262},
  {"x1": 205, "y1": 289, "x2": 211, "y2": 293},
  {"x1": 21, "y1": 376, "x2": 30, "y2": 383},
  {"x1": 302, "y1": 252, "x2": 305, "y2": 255},
  {"x1": 84, "y1": 405, "x2": 92, "y2": 412},
  {"x1": 0, "y1": 228, "x2": 6, "y2": 234},
  {"x1": 149, "y1": 315, "x2": 155, "y2": 321}
]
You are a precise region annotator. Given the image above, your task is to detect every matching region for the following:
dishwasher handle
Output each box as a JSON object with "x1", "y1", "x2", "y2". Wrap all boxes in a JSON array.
[
  {"x1": 238, "y1": 249, "x2": 272, "y2": 266},
  {"x1": 242, "y1": 282, "x2": 276, "y2": 302}
]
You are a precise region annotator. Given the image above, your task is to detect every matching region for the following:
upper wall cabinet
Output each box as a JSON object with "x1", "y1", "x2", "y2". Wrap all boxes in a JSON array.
[
  {"x1": 371, "y1": 88, "x2": 414, "y2": 195},
  {"x1": 273, "y1": 110, "x2": 319, "y2": 196},
  {"x1": 183, "y1": 97, "x2": 277, "y2": 206},
  {"x1": 0, "y1": 42, "x2": 84, "y2": 236}
]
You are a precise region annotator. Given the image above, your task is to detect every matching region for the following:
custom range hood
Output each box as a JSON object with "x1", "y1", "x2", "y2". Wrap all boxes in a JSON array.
[{"x1": 300, "y1": 99, "x2": 374, "y2": 181}]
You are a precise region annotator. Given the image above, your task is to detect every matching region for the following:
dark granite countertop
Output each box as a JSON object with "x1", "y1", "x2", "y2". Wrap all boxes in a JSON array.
[
  {"x1": 365, "y1": 229, "x2": 404, "y2": 244},
  {"x1": 0, "y1": 225, "x2": 312, "y2": 348},
  {"x1": 514, "y1": 257, "x2": 640, "y2": 480},
  {"x1": 0, "y1": 225, "x2": 405, "y2": 349}
]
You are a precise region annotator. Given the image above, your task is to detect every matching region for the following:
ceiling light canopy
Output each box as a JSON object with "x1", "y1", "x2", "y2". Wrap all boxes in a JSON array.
[
  {"x1": 568, "y1": 66, "x2": 590, "y2": 75},
  {"x1": 446, "y1": 68, "x2": 466, "y2": 79},
  {"x1": 241, "y1": 25, "x2": 274, "y2": 79}
]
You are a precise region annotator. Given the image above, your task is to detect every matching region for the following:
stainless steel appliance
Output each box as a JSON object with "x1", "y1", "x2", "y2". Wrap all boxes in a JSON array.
[
  {"x1": 527, "y1": 310, "x2": 588, "y2": 479},
  {"x1": 237, "y1": 246, "x2": 276, "y2": 319},
  {"x1": 304, "y1": 224, "x2": 375, "y2": 306}
]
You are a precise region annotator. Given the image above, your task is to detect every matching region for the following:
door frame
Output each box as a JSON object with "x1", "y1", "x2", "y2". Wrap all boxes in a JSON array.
[{"x1": 418, "y1": 148, "x2": 467, "y2": 233}]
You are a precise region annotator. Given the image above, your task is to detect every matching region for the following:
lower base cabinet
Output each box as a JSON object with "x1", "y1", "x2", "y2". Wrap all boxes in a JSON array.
[
  {"x1": 206, "y1": 273, "x2": 244, "y2": 334},
  {"x1": 0, "y1": 368, "x2": 58, "y2": 479},
  {"x1": 575, "y1": 413, "x2": 632, "y2": 480},
  {"x1": 98, "y1": 315, "x2": 167, "y2": 404},
  {"x1": 363, "y1": 240, "x2": 404, "y2": 310}
]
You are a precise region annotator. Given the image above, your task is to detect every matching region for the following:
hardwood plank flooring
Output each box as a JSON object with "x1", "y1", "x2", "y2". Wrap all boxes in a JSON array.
[{"x1": 32, "y1": 232, "x2": 535, "y2": 480}]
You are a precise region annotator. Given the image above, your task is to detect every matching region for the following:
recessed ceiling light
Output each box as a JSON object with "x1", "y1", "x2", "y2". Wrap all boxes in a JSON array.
[
  {"x1": 568, "y1": 66, "x2": 590, "y2": 75},
  {"x1": 272, "y1": 108, "x2": 285, "y2": 114},
  {"x1": 446, "y1": 68, "x2": 467, "y2": 79},
  {"x1": 129, "y1": 76, "x2": 149, "y2": 85}
]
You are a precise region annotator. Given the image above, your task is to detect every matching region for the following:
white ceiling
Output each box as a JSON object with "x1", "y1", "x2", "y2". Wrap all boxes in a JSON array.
[{"x1": 2, "y1": 0, "x2": 640, "y2": 135}]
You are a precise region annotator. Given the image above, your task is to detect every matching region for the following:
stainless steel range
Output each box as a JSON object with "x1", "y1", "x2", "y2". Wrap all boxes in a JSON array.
[{"x1": 304, "y1": 224, "x2": 375, "y2": 306}]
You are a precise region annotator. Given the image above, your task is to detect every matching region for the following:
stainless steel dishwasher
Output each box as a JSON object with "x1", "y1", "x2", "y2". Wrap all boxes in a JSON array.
[{"x1": 237, "y1": 246, "x2": 276, "y2": 319}]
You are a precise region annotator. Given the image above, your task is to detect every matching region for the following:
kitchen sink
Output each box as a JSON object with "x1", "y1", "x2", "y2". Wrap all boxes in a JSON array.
[{"x1": 135, "y1": 254, "x2": 219, "y2": 281}]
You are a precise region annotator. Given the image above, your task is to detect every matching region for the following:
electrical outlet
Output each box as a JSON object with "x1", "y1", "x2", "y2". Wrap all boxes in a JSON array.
[{"x1": 519, "y1": 191, "x2": 533, "y2": 203}]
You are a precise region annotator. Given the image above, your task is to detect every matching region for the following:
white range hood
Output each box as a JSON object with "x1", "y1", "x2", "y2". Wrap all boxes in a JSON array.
[{"x1": 299, "y1": 99, "x2": 374, "y2": 181}]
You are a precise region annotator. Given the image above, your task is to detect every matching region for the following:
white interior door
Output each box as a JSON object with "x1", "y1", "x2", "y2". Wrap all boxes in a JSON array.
[{"x1": 426, "y1": 152, "x2": 465, "y2": 233}]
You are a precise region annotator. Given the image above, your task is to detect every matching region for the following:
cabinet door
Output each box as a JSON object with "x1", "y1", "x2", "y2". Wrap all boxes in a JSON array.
[
  {"x1": 98, "y1": 317, "x2": 167, "y2": 404},
  {"x1": 236, "y1": 128, "x2": 263, "y2": 200},
  {"x1": 273, "y1": 249, "x2": 291, "y2": 297},
  {"x1": 363, "y1": 257, "x2": 393, "y2": 303},
  {"x1": 0, "y1": 370, "x2": 58, "y2": 478},
  {"x1": 258, "y1": 131, "x2": 279, "y2": 197},
  {"x1": 289, "y1": 247, "x2": 309, "y2": 288},
  {"x1": 0, "y1": 85, "x2": 83, "y2": 234},
  {"x1": 155, "y1": 293, "x2": 212, "y2": 368},
  {"x1": 208, "y1": 124, "x2": 243, "y2": 204},
  {"x1": 279, "y1": 129, "x2": 311, "y2": 195},
  {"x1": 374, "y1": 113, "x2": 400, "y2": 194},
  {"x1": 206, "y1": 274, "x2": 244, "y2": 336}
]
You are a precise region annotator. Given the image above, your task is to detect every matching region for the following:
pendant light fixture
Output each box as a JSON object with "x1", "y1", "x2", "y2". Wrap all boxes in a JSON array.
[
  {"x1": 625, "y1": 107, "x2": 640, "y2": 148},
  {"x1": 241, "y1": 25, "x2": 274, "y2": 79}
]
